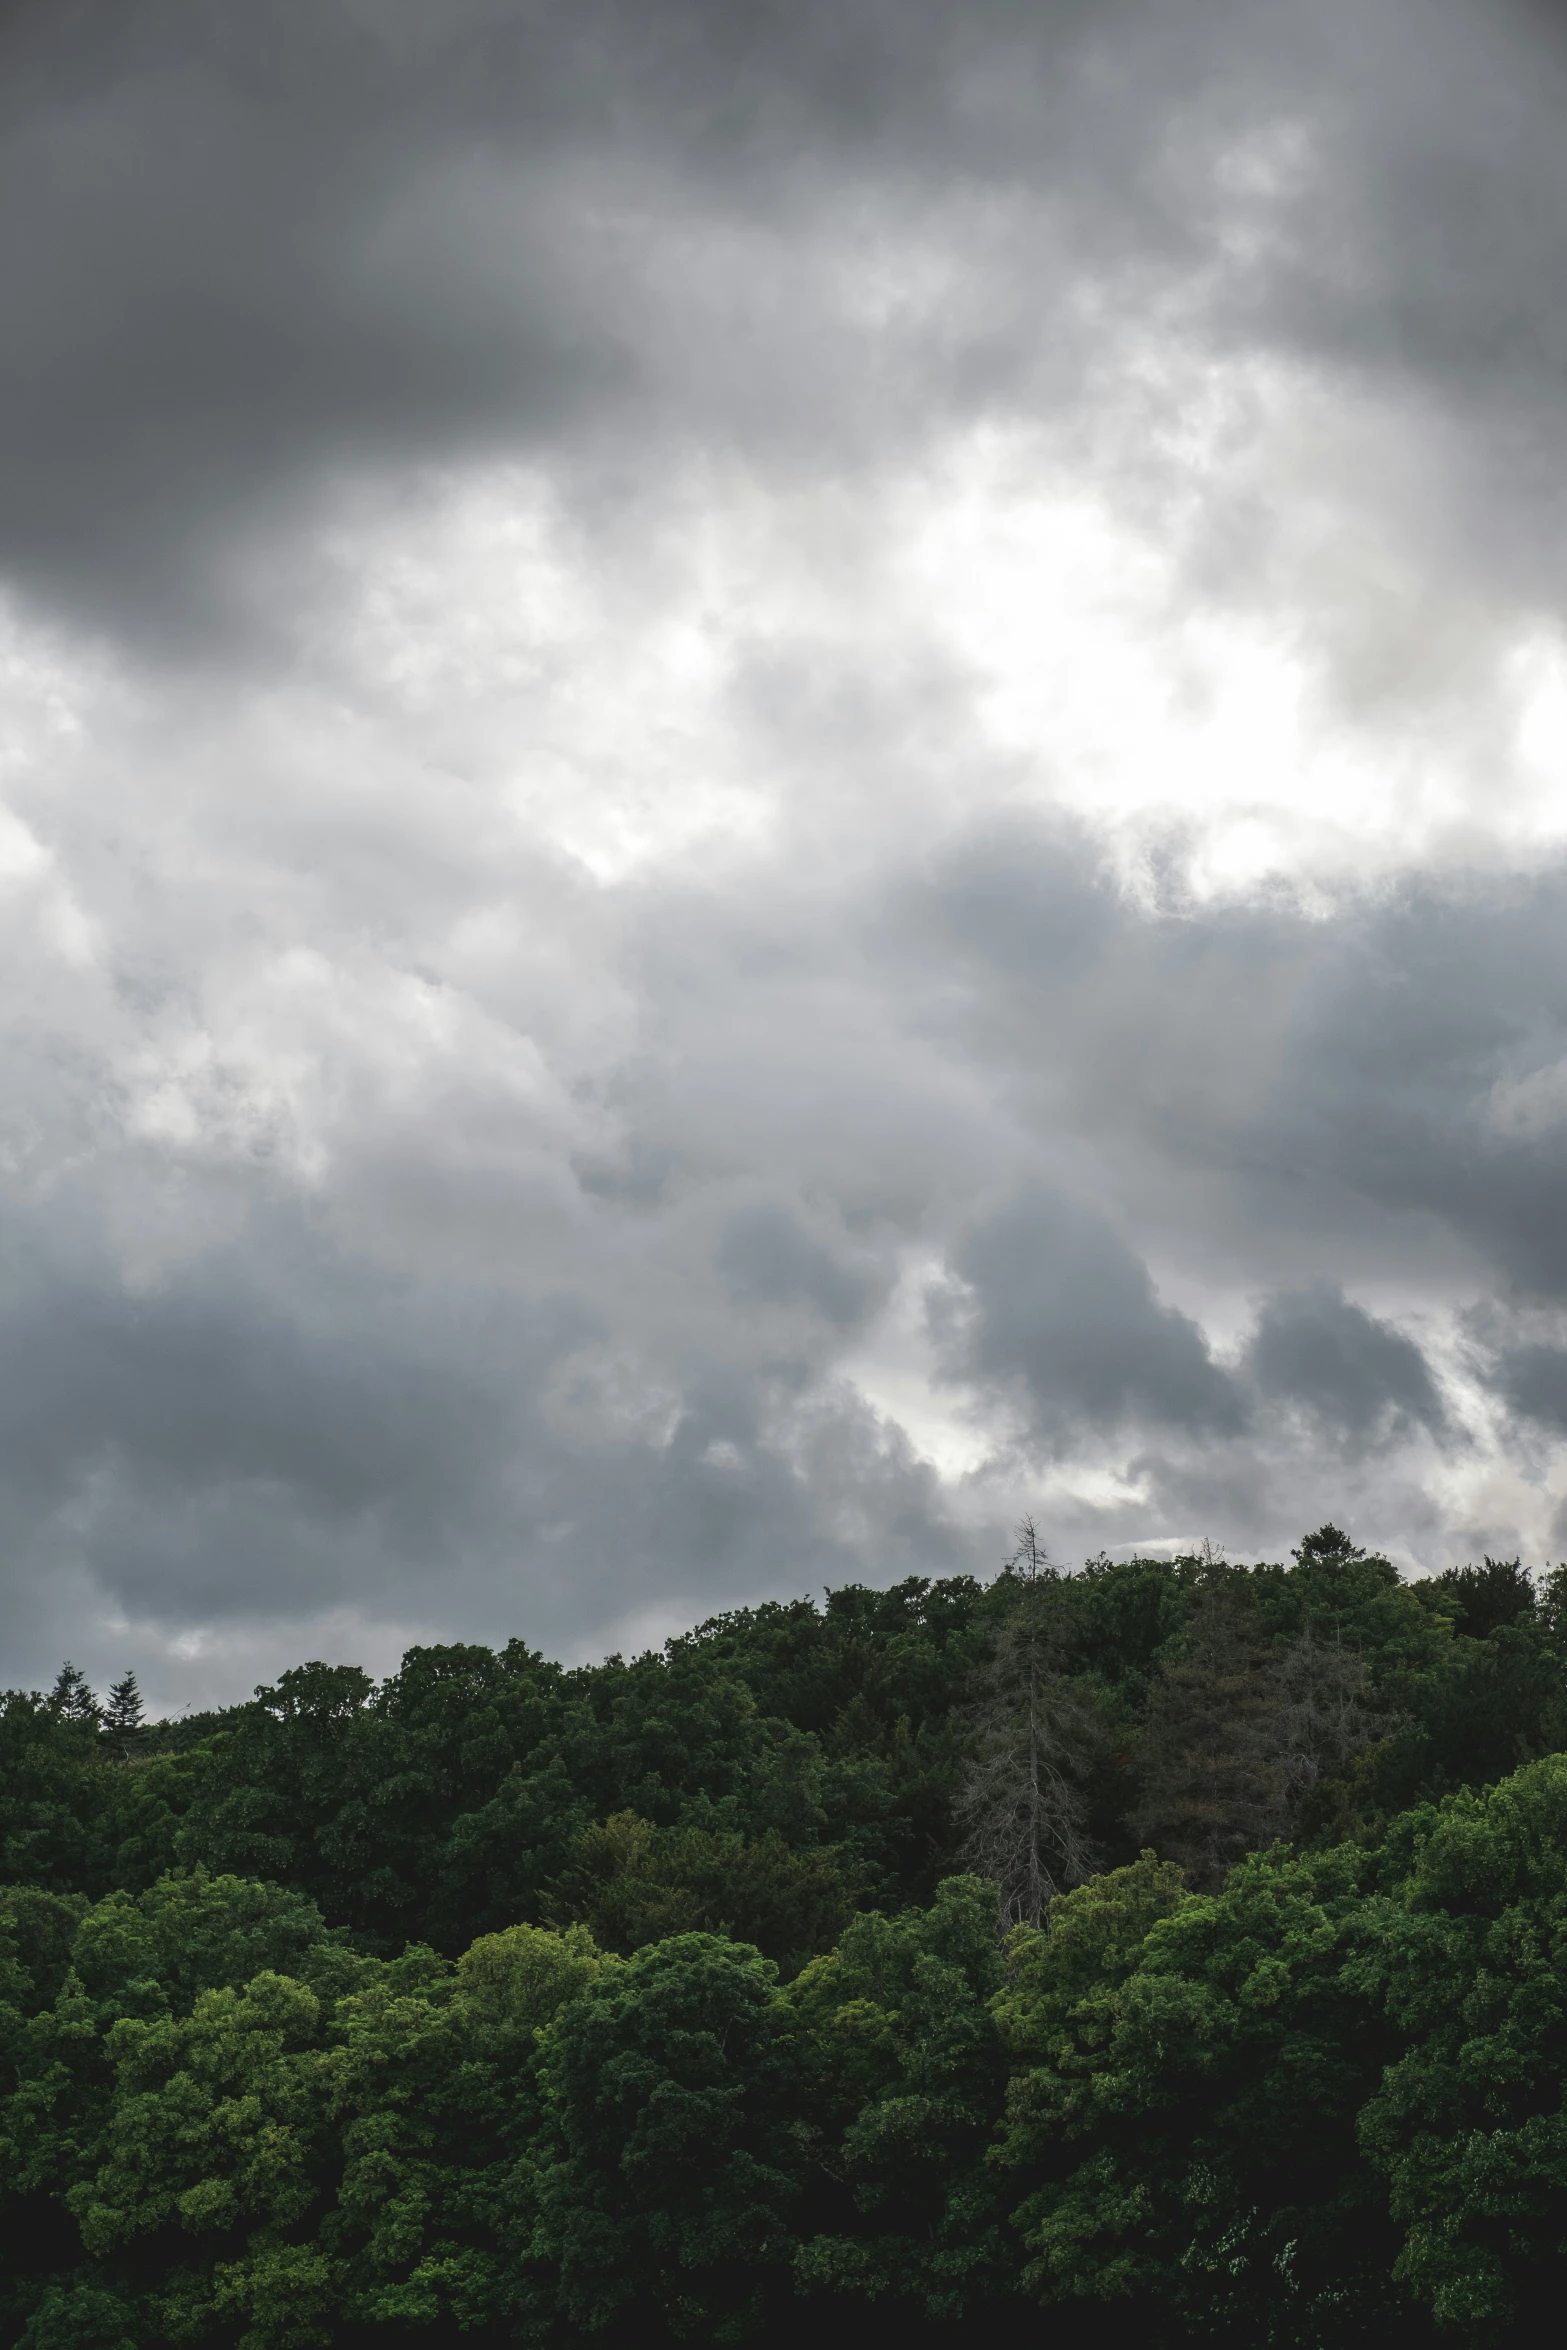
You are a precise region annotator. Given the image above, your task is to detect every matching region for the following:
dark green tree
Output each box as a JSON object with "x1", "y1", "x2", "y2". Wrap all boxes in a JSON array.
[
  {"x1": 99, "y1": 1677, "x2": 143, "y2": 1740},
  {"x1": 1130, "y1": 1583, "x2": 1289, "y2": 1888},
  {"x1": 48, "y1": 1667, "x2": 100, "y2": 1730},
  {"x1": 996, "y1": 1843, "x2": 1429, "y2": 2347},
  {"x1": 533, "y1": 1932, "x2": 801, "y2": 2340},
  {"x1": 1350, "y1": 1752, "x2": 1567, "y2": 2339},
  {"x1": 789, "y1": 1875, "x2": 1016, "y2": 2325},
  {"x1": 545, "y1": 1809, "x2": 860, "y2": 1977}
]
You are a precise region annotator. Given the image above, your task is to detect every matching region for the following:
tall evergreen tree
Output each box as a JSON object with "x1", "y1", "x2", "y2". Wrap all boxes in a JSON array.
[
  {"x1": 1130, "y1": 1583, "x2": 1287, "y2": 1888},
  {"x1": 956, "y1": 1522, "x2": 1099, "y2": 1927},
  {"x1": 47, "y1": 1662, "x2": 100, "y2": 1727},
  {"x1": 103, "y1": 1671, "x2": 145, "y2": 1739}
]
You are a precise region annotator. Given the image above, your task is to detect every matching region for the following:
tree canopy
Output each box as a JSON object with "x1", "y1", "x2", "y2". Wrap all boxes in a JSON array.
[{"x1": 3, "y1": 1528, "x2": 1567, "y2": 2345}]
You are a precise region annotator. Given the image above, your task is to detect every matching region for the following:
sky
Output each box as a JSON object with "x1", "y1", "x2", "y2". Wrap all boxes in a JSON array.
[{"x1": 5, "y1": 0, "x2": 1567, "y2": 1708}]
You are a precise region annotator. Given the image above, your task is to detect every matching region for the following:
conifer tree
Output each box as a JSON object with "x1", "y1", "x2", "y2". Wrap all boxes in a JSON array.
[
  {"x1": 48, "y1": 1660, "x2": 101, "y2": 1726},
  {"x1": 103, "y1": 1670, "x2": 145, "y2": 1738},
  {"x1": 1129, "y1": 1582, "x2": 1287, "y2": 1888},
  {"x1": 957, "y1": 1520, "x2": 1099, "y2": 1929}
]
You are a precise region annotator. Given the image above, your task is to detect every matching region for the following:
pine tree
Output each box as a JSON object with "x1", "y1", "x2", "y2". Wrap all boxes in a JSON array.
[
  {"x1": 957, "y1": 1520, "x2": 1099, "y2": 1930},
  {"x1": 1129, "y1": 1584, "x2": 1288, "y2": 1889},
  {"x1": 49, "y1": 1660, "x2": 101, "y2": 1727},
  {"x1": 103, "y1": 1670, "x2": 145, "y2": 1737}
]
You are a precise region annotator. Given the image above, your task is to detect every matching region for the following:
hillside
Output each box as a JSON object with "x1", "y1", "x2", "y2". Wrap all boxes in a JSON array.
[{"x1": 3, "y1": 1526, "x2": 1565, "y2": 2345}]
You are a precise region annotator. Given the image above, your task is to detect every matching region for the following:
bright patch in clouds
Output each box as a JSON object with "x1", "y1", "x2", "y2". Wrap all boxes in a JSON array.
[{"x1": 298, "y1": 394, "x2": 1567, "y2": 925}]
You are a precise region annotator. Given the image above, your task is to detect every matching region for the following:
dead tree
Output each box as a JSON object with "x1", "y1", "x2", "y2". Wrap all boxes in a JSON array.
[{"x1": 957, "y1": 1520, "x2": 1099, "y2": 1930}]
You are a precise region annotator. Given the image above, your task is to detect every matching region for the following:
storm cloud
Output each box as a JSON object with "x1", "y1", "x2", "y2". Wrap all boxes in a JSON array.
[
  {"x1": 944, "y1": 1181, "x2": 1244, "y2": 1442},
  {"x1": 2, "y1": 0, "x2": 1567, "y2": 1702},
  {"x1": 1245, "y1": 1281, "x2": 1448, "y2": 1451}
]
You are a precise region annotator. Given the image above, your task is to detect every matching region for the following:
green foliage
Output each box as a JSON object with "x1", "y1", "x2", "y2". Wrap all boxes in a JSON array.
[
  {"x1": 100, "y1": 1681, "x2": 143, "y2": 1745},
  {"x1": 1349, "y1": 1754, "x2": 1567, "y2": 2340},
  {"x1": 998, "y1": 1841, "x2": 1418, "y2": 2345},
  {"x1": 545, "y1": 1810, "x2": 861, "y2": 1977},
  {"x1": 1129, "y1": 1584, "x2": 1291, "y2": 1887},
  {"x1": 455, "y1": 1918, "x2": 603, "y2": 2033},
  {"x1": 534, "y1": 1932, "x2": 798, "y2": 2341},
  {"x1": 991, "y1": 1847, "x2": 1188, "y2": 2058},
  {"x1": 787, "y1": 1875, "x2": 1015, "y2": 2323},
  {"x1": 49, "y1": 1671, "x2": 101, "y2": 1732},
  {"x1": 8, "y1": 1531, "x2": 1567, "y2": 2343}
]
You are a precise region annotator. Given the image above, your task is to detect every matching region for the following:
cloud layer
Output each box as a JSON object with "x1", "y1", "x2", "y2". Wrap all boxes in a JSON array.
[{"x1": 3, "y1": 0, "x2": 1567, "y2": 1703}]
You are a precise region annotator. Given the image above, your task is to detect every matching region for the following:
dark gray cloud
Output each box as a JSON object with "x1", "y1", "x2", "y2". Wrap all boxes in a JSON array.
[
  {"x1": 0, "y1": 798, "x2": 1558, "y2": 1699},
  {"x1": 2, "y1": 0, "x2": 1566, "y2": 1701},
  {"x1": 7, "y1": 0, "x2": 1567, "y2": 654},
  {"x1": 903, "y1": 835, "x2": 1567, "y2": 1303},
  {"x1": 0, "y1": 1187, "x2": 963, "y2": 1698},
  {"x1": 1245, "y1": 1280, "x2": 1447, "y2": 1450},
  {"x1": 717, "y1": 1204, "x2": 874, "y2": 1328},
  {"x1": 943, "y1": 1180, "x2": 1244, "y2": 1443},
  {"x1": 1483, "y1": 1342, "x2": 1567, "y2": 1439}
]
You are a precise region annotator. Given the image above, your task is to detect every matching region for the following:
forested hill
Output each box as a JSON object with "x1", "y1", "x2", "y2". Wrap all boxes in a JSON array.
[{"x1": 4, "y1": 1527, "x2": 1567, "y2": 2347}]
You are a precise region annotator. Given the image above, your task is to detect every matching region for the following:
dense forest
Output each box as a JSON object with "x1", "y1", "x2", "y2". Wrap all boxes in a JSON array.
[{"x1": 4, "y1": 1525, "x2": 1567, "y2": 2348}]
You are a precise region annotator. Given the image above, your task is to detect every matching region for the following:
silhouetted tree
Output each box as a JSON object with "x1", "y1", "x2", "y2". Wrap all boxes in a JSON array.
[
  {"x1": 103, "y1": 1671, "x2": 145, "y2": 1746},
  {"x1": 48, "y1": 1662, "x2": 100, "y2": 1727},
  {"x1": 1425, "y1": 1555, "x2": 1538, "y2": 1641}
]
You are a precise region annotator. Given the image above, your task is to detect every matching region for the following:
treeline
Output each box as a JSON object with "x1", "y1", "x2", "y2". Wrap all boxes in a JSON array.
[{"x1": 3, "y1": 1528, "x2": 1567, "y2": 2345}]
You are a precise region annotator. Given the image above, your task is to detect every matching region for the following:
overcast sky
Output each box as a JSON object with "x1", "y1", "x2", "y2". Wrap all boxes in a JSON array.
[{"x1": 5, "y1": 0, "x2": 1567, "y2": 1706}]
